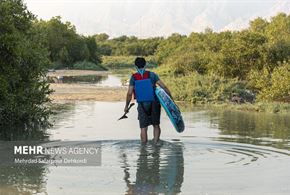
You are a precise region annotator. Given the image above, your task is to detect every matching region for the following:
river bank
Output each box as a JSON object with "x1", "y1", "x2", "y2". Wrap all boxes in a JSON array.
[
  {"x1": 48, "y1": 70, "x2": 127, "y2": 101},
  {"x1": 47, "y1": 70, "x2": 290, "y2": 113},
  {"x1": 191, "y1": 102, "x2": 290, "y2": 114},
  {"x1": 50, "y1": 83, "x2": 127, "y2": 101}
]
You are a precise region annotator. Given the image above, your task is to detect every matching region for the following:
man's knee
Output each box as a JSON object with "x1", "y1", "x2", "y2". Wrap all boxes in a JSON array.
[{"x1": 141, "y1": 127, "x2": 148, "y2": 132}]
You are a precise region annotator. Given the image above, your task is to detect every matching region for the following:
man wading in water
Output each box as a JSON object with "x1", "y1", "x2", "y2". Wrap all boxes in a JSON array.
[{"x1": 124, "y1": 57, "x2": 172, "y2": 143}]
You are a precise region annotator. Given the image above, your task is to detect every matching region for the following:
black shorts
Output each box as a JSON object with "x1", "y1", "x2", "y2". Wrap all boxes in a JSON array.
[{"x1": 137, "y1": 101, "x2": 161, "y2": 128}]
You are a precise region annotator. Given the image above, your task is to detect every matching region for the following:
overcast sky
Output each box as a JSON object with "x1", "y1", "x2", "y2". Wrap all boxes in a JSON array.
[{"x1": 24, "y1": 0, "x2": 290, "y2": 37}]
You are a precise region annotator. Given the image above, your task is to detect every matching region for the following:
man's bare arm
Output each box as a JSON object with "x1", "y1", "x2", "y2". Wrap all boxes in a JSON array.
[
  {"x1": 156, "y1": 80, "x2": 173, "y2": 99},
  {"x1": 124, "y1": 86, "x2": 134, "y2": 113}
]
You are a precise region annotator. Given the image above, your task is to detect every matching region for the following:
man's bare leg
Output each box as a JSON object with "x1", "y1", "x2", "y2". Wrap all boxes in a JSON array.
[
  {"x1": 153, "y1": 125, "x2": 161, "y2": 143},
  {"x1": 140, "y1": 127, "x2": 148, "y2": 143}
]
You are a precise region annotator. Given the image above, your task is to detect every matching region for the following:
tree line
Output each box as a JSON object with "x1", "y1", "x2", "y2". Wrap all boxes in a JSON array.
[
  {"x1": 152, "y1": 14, "x2": 290, "y2": 102},
  {"x1": 0, "y1": 0, "x2": 51, "y2": 133},
  {"x1": 36, "y1": 13, "x2": 289, "y2": 92},
  {"x1": 34, "y1": 16, "x2": 102, "y2": 70},
  {"x1": 94, "y1": 13, "x2": 289, "y2": 102}
]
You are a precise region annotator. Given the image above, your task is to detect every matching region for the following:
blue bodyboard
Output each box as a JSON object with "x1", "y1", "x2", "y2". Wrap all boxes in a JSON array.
[{"x1": 155, "y1": 87, "x2": 185, "y2": 133}]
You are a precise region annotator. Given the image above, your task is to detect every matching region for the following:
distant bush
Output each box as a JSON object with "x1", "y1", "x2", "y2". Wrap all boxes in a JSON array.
[
  {"x1": 248, "y1": 61, "x2": 290, "y2": 102},
  {"x1": 101, "y1": 56, "x2": 158, "y2": 69},
  {"x1": 156, "y1": 69, "x2": 252, "y2": 103},
  {"x1": 72, "y1": 61, "x2": 108, "y2": 71},
  {"x1": 34, "y1": 17, "x2": 102, "y2": 68},
  {"x1": 50, "y1": 61, "x2": 63, "y2": 69},
  {"x1": 95, "y1": 34, "x2": 163, "y2": 56}
]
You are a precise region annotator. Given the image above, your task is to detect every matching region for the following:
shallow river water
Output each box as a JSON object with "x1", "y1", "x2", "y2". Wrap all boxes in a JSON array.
[
  {"x1": 48, "y1": 74, "x2": 123, "y2": 87},
  {"x1": 1, "y1": 101, "x2": 289, "y2": 195}
]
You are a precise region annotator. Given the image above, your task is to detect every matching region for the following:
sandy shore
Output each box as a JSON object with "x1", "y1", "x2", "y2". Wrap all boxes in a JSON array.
[
  {"x1": 48, "y1": 70, "x2": 128, "y2": 101},
  {"x1": 50, "y1": 83, "x2": 127, "y2": 101}
]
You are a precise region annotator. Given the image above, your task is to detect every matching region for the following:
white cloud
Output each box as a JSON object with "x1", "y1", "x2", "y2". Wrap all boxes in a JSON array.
[{"x1": 24, "y1": 0, "x2": 290, "y2": 37}]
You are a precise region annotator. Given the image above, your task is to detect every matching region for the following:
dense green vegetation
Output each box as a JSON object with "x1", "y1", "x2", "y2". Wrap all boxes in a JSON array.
[
  {"x1": 32, "y1": 17, "x2": 163, "y2": 70},
  {"x1": 0, "y1": 0, "x2": 51, "y2": 134},
  {"x1": 94, "y1": 14, "x2": 290, "y2": 105},
  {"x1": 101, "y1": 55, "x2": 157, "y2": 69},
  {"x1": 95, "y1": 33, "x2": 163, "y2": 56},
  {"x1": 153, "y1": 14, "x2": 290, "y2": 104},
  {"x1": 34, "y1": 16, "x2": 103, "y2": 70},
  {"x1": 72, "y1": 61, "x2": 107, "y2": 71}
]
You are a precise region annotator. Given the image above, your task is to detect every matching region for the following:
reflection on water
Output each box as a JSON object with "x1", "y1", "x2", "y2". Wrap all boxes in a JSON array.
[
  {"x1": 1, "y1": 101, "x2": 290, "y2": 194},
  {"x1": 98, "y1": 75, "x2": 123, "y2": 87},
  {"x1": 0, "y1": 126, "x2": 50, "y2": 194},
  {"x1": 214, "y1": 110, "x2": 290, "y2": 149},
  {"x1": 0, "y1": 124, "x2": 50, "y2": 141},
  {"x1": 119, "y1": 140, "x2": 184, "y2": 194},
  {"x1": 1, "y1": 139, "x2": 290, "y2": 194},
  {"x1": 48, "y1": 75, "x2": 106, "y2": 84},
  {"x1": 0, "y1": 165, "x2": 48, "y2": 194},
  {"x1": 186, "y1": 109, "x2": 290, "y2": 150},
  {"x1": 47, "y1": 74, "x2": 122, "y2": 87}
]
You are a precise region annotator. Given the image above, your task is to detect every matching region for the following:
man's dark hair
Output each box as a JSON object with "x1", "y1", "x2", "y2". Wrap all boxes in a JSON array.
[{"x1": 135, "y1": 57, "x2": 146, "y2": 68}]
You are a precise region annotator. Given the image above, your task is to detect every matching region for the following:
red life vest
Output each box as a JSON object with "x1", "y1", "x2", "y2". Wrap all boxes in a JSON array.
[{"x1": 133, "y1": 71, "x2": 150, "y2": 80}]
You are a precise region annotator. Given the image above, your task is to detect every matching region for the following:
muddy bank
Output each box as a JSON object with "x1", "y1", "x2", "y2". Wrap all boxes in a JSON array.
[
  {"x1": 47, "y1": 70, "x2": 127, "y2": 101},
  {"x1": 50, "y1": 83, "x2": 127, "y2": 101},
  {"x1": 50, "y1": 84, "x2": 127, "y2": 101}
]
